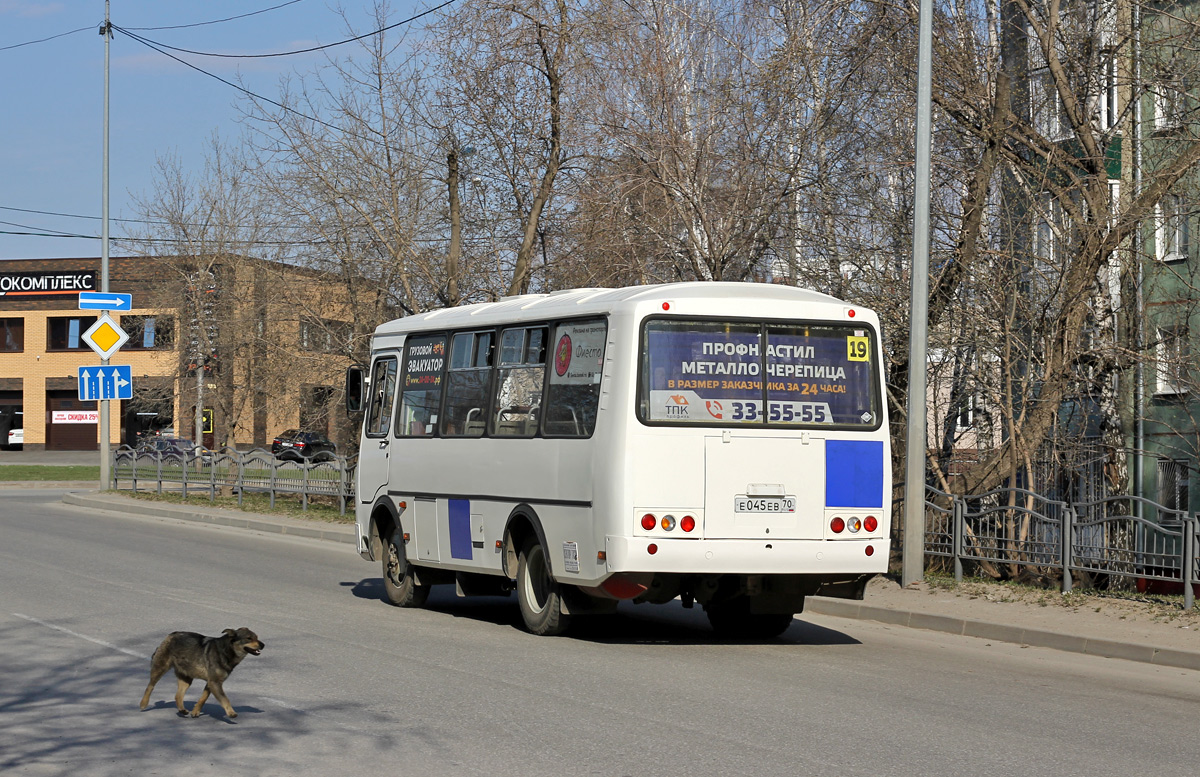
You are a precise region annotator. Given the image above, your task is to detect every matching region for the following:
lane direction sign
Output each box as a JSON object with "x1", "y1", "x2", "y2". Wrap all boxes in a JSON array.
[
  {"x1": 78, "y1": 365, "x2": 133, "y2": 401},
  {"x1": 81, "y1": 312, "x2": 130, "y2": 360},
  {"x1": 79, "y1": 291, "x2": 132, "y2": 311}
]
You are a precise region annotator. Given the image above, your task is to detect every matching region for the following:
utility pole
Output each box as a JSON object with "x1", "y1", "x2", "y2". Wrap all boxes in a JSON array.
[
  {"x1": 902, "y1": 0, "x2": 934, "y2": 587},
  {"x1": 99, "y1": 0, "x2": 112, "y2": 489}
]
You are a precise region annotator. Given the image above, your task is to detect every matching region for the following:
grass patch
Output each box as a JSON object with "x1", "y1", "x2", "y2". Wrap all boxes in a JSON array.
[
  {"x1": 115, "y1": 488, "x2": 353, "y2": 524},
  {"x1": 922, "y1": 571, "x2": 1199, "y2": 616},
  {"x1": 0, "y1": 465, "x2": 101, "y2": 481}
]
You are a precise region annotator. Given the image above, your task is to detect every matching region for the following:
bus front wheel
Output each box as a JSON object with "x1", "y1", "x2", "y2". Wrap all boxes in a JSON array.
[
  {"x1": 382, "y1": 530, "x2": 429, "y2": 608},
  {"x1": 517, "y1": 537, "x2": 571, "y2": 636}
]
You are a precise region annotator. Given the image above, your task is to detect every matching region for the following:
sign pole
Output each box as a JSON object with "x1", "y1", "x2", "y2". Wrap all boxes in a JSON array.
[
  {"x1": 99, "y1": 1, "x2": 112, "y2": 489},
  {"x1": 902, "y1": 0, "x2": 934, "y2": 587}
]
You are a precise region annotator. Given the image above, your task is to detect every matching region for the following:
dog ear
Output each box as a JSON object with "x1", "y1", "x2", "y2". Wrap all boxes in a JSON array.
[{"x1": 223, "y1": 629, "x2": 237, "y2": 637}]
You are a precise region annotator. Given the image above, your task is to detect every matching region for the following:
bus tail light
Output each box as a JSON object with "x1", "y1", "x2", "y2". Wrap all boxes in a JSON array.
[
  {"x1": 864, "y1": 515, "x2": 878, "y2": 533},
  {"x1": 641, "y1": 513, "x2": 657, "y2": 531},
  {"x1": 680, "y1": 515, "x2": 696, "y2": 533},
  {"x1": 661, "y1": 515, "x2": 676, "y2": 531},
  {"x1": 830, "y1": 516, "x2": 845, "y2": 533}
]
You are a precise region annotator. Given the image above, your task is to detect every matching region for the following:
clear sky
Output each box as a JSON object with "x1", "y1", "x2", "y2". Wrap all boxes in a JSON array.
[{"x1": 0, "y1": 0, "x2": 431, "y2": 260}]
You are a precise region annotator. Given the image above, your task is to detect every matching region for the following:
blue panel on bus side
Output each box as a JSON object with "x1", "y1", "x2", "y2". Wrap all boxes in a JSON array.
[
  {"x1": 825, "y1": 440, "x2": 884, "y2": 508},
  {"x1": 448, "y1": 499, "x2": 473, "y2": 560}
]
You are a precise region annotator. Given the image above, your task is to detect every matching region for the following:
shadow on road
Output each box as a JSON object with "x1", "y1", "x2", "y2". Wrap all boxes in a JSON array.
[{"x1": 343, "y1": 577, "x2": 860, "y2": 647}]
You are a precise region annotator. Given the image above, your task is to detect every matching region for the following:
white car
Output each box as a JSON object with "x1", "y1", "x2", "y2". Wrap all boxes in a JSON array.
[{"x1": 6, "y1": 428, "x2": 22, "y2": 448}]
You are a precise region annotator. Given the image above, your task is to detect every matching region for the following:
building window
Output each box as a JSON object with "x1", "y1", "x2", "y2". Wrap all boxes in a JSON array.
[
  {"x1": 1099, "y1": 52, "x2": 1119, "y2": 130},
  {"x1": 954, "y1": 393, "x2": 984, "y2": 431},
  {"x1": 299, "y1": 386, "x2": 334, "y2": 435},
  {"x1": 0, "y1": 318, "x2": 23, "y2": 352},
  {"x1": 1155, "y1": 194, "x2": 1189, "y2": 262},
  {"x1": 1156, "y1": 458, "x2": 1189, "y2": 518},
  {"x1": 122, "y1": 315, "x2": 175, "y2": 350},
  {"x1": 1154, "y1": 71, "x2": 1186, "y2": 130},
  {"x1": 1034, "y1": 194, "x2": 1069, "y2": 266},
  {"x1": 300, "y1": 319, "x2": 351, "y2": 354},
  {"x1": 47, "y1": 316, "x2": 97, "y2": 351},
  {"x1": 1155, "y1": 327, "x2": 1188, "y2": 395},
  {"x1": 1032, "y1": 70, "x2": 1069, "y2": 139}
]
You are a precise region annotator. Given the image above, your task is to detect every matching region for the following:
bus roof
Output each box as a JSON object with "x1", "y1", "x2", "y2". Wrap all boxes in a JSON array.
[{"x1": 373, "y1": 281, "x2": 848, "y2": 337}]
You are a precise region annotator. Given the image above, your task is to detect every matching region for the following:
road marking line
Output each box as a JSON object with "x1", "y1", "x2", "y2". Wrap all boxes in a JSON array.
[{"x1": 13, "y1": 612, "x2": 146, "y2": 659}]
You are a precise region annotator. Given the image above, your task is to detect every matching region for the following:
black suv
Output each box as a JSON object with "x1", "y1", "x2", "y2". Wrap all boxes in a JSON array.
[{"x1": 271, "y1": 429, "x2": 337, "y2": 461}]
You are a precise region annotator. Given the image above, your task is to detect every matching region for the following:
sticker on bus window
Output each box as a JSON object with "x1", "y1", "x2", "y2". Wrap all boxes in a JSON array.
[{"x1": 846, "y1": 335, "x2": 870, "y2": 362}]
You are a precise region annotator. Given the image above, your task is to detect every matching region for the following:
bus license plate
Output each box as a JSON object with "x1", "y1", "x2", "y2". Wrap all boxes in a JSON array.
[{"x1": 734, "y1": 496, "x2": 796, "y2": 514}]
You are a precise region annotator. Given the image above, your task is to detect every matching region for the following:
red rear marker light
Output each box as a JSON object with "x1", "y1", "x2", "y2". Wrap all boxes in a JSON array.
[
  {"x1": 847, "y1": 309, "x2": 856, "y2": 318},
  {"x1": 661, "y1": 515, "x2": 677, "y2": 531},
  {"x1": 830, "y1": 516, "x2": 845, "y2": 533},
  {"x1": 680, "y1": 515, "x2": 696, "y2": 533},
  {"x1": 641, "y1": 513, "x2": 657, "y2": 531},
  {"x1": 662, "y1": 302, "x2": 671, "y2": 311},
  {"x1": 865, "y1": 545, "x2": 875, "y2": 556},
  {"x1": 864, "y1": 516, "x2": 878, "y2": 533},
  {"x1": 647, "y1": 543, "x2": 658, "y2": 555}
]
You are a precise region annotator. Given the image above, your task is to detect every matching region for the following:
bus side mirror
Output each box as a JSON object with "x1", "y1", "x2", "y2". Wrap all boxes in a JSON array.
[{"x1": 345, "y1": 365, "x2": 366, "y2": 414}]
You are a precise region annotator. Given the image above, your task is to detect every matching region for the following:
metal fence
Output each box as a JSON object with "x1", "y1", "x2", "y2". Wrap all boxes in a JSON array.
[
  {"x1": 918, "y1": 484, "x2": 1198, "y2": 609},
  {"x1": 111, "y1": 445, "x2": 357, "y2": 514}
]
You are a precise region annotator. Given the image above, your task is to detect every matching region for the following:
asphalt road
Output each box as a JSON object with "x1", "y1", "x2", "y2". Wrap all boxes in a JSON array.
[{"x1": 3, "y1": 489, "x2": 1198, "y2": 777}]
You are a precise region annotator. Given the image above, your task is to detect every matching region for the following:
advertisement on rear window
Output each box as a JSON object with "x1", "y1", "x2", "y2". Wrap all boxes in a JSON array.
[{"x1": 644, "y1": 322, "x2": 877, "y2": 426}]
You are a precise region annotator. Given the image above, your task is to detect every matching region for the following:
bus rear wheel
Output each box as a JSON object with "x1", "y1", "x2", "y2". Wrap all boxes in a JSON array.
[
  {"x1": 705, "y1": 598, "x2": 794, "y2": 640},
  {"x1": 382, "y1": 530, "x2": 429, "y2": 608},
  {"x1": 517, "y1": 537, "x2": 571, "y2": 636}
]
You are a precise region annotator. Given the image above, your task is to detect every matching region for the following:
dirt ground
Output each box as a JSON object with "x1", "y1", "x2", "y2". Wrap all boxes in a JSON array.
[{"x1": 859, "y1": 574, "x2": 1200, "y2": 653}]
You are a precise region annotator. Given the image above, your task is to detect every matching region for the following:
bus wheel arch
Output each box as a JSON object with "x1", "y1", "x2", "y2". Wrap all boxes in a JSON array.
[
  {"x1": 373, "y1": 497, "x2": 429, "y2": 608},
  {"x1": 367, "y1": 496, "x2": 400, "y2": 562},
  {"x1": 503, "y1": 506, "x2": 571, "y2": 635},
  {"x1": 501, "y1": 505, "x2": 549, "y2": 580}
]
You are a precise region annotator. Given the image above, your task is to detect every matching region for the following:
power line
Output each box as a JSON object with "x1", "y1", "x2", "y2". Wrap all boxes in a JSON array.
[
  {"x1": 111, "y1": 0, "x2": 457, "y2": 59},
  {"x1": 0, "y1": 26, "x2": 93, "y2": 53},
  {"x1": 123, "y1": 0, "x2": 307, "y2": 31},
  {"x1": 112, "y1": 26, "x2": 353, "y2": 138},
  {"x1": 0, "y1": 1, "x2": 307, "y2": 53}
]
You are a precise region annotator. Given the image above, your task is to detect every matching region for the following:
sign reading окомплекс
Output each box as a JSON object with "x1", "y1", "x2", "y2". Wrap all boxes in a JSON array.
[{"x1": 0, "y1": 269, "x2": 97, "y2": 300}]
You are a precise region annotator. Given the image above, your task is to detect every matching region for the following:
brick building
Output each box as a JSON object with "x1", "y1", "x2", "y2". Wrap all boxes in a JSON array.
[{"x1": 0, "y1": 256, "x2": 354, "y2": 453}]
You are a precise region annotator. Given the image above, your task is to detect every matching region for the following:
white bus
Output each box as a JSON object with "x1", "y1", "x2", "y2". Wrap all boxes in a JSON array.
[{"x1": 346, "y1": 282, "x2": 890, "y2": 637}]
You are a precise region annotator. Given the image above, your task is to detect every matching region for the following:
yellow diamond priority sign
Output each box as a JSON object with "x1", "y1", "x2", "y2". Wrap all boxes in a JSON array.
[{"x1": 81, "y1": 312, "x2": 130, "y2": 360}]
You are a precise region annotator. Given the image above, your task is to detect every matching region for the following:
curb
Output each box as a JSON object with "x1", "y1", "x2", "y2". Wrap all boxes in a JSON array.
[
  {"x1": 805, "y1": 597, "x2": 1200, "y2": 671},
  {"x1": 62, "y1": 491, "x2": 355, "y2": 545},
  {"x1": 59, "y1": 491, "x2": 1200, "y2": 670}
]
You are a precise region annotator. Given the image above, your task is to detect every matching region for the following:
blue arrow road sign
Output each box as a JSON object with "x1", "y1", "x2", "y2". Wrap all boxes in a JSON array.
[
  {"x1": 79, "y1": 291, "x2": 132, "y2": 311},
  {"x1": 78, "y1": 365, "x2": 133, "y2": 401}
]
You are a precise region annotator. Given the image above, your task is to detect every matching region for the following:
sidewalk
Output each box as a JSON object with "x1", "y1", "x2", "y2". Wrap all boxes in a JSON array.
[{"x1": 61, "y1": 490, "x2": 1200, "y2": 670}]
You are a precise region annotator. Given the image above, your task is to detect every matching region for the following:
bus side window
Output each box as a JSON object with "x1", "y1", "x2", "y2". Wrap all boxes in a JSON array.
[
  {"x1": 492, "y1": 326, "x2": 546, "y2": 437},
  {"x1": 544, "y1": 320, "x2": 606, "y2": 437},
  {"x1": 365, "y1": 357, "x2": 398, "y2": 437},
  {"x1": 442, "y1": 331, "x2": 493, "y2": 437},
  {"x1": 396, "y1": 334, "x2": 446, "y2": 437}
]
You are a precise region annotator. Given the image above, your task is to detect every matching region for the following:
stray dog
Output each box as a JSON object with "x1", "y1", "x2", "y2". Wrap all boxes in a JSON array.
[{"x1": 139, "y1": 628, "x2": 264, "y2": 718}]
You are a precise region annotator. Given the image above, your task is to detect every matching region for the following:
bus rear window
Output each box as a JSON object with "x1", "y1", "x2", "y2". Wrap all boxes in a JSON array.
[{"x1": 641, "y1": 319, "x2": 879, "y2": 428}]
